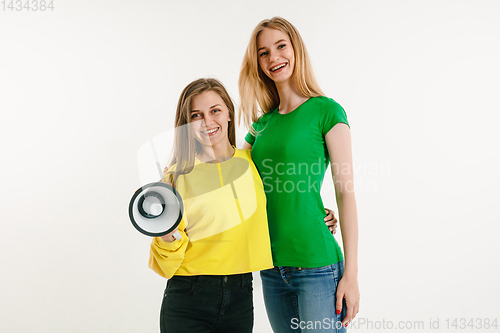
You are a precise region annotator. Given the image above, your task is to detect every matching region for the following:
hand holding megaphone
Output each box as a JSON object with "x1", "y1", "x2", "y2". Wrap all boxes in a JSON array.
[{"x1": 158, "y1": 225, "x2": 180, "y2": 243}]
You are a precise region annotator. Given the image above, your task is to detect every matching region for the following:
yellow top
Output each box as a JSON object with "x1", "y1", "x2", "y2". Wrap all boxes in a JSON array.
[{"x1": 149, "y1": 149, "x2": 273, "y2": 279}]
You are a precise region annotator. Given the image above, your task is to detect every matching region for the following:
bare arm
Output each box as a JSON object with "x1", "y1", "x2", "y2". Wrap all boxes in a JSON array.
[
  {"x1": 242, "y1": 141, "x2": 253, "y2": 149},
  {"x1": 325, "y1": 123, "x2": 360, "y2": 326}
]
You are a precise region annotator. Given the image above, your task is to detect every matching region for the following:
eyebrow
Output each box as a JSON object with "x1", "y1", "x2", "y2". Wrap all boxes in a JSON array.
[
  {"x1": 258, "y1": 39, "x2": 287, "y2": 52},
  {"x1": 191, "y1": 104, "x2": 221, "y2": 112}
]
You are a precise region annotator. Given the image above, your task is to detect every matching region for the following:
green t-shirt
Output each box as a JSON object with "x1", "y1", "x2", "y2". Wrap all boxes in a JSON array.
[{"x1": 245, "y1": 96, "x2": 349, "y2": 267}]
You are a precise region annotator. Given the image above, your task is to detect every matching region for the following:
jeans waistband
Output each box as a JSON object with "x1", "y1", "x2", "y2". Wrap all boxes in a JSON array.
[
  {"x1": 170, "y1": 273, "x2": 252, "y2": 287},
  {"x1": 272, "y1": 263, "x2": 338, "y2": 272}
]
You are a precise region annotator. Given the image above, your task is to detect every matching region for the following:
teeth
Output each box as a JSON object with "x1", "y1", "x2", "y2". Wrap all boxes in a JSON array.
[
  {"x1": 202, "y1": 128, "x2": 218, "y2": 134},
  {"x1": 271, "y1": 64, "x2": 286, "y2": 71}
]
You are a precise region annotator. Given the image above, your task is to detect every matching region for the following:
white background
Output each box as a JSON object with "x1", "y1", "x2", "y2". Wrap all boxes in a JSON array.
[{"x1": 1, "y1": 0, "x2": 499, "y2": 332}]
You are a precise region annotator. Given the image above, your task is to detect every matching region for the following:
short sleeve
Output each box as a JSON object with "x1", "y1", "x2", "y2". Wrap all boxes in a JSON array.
[
  {"x1": 244, "y1": 121, "x2": 260, "y2": 146},
  {"x1": 320, "y1": 98, "x2": 350, "y2": 136},
  {"x1": 245, "y1": 129, "x2": 256, "y2": 146},
  {"x1": 244, "y1": 112, "x2": 274, "y2": 145}
]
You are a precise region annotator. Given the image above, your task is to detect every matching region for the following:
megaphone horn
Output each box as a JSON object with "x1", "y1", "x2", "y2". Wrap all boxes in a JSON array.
[{"x1": 129, "y1": 182, "x2": 184, "y2": 237}]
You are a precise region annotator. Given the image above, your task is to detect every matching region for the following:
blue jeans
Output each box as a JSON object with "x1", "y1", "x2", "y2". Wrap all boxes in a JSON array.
[
  {"x1": 160, "y1": 273, "x2": 253, "y2": 333},
  {"x1": 260, "y1": 261, "x2": 347, "y2": 333}
]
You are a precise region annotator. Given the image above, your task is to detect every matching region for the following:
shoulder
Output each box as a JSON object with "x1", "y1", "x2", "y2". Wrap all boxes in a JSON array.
[
  {"x1": 166, "y1": 163, "x2": 178, "y2": 173},
  {"x1": 235, "y1": 148, "x2": 252, "y2": 160},
  {"x1": 309, "y1": 97, "x2": 349, "y2": 133},
  {"x1": 310, "y1": 96, "x2": 345, "y2": 112},
  {"x1": 161, "y1": 163, "x2": 178, "y2": 183},
  {"x1": 309, "y1": 96, "x2": 347, "y2": 120}
]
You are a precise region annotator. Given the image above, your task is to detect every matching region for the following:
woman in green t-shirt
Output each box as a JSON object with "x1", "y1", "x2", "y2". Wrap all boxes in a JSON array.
[{"x1": 239, "y1": 17, "x2": 360, "y2": 332}]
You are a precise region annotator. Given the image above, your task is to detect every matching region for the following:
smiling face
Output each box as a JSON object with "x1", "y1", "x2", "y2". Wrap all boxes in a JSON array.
[
  {"x1": 189, "y1": 90, "x2": 232, "y2": 152},
  {"x1": 257, "y1": 28, "x2": 295, "y2": 84}
]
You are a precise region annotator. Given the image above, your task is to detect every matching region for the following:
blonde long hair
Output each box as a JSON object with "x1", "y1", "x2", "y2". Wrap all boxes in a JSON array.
[
  {"x1": 164, "y1": 78, "x2": 236, "y2": 185},
  {"x1": 239, "y1": 17, "x2": 324, "y2": 130}
]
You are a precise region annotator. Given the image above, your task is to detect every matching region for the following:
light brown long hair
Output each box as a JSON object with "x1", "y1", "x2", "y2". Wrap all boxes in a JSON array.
[
  {"x1": 239, "y1": 17, "x2": 324, "y2": 130},
  {"x1": 163, "y1": 78, "x2": 236, "y2": 185}
]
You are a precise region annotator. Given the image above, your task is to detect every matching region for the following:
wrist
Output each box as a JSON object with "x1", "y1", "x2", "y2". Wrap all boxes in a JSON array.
[
  {"x1": 343, "y1": 268, "x2": 358, "y2": 279},
  {"x1": 160, "y1": 235, "x2": 175, "y2": 243},
  {"x1": 160, "y1": 230, "x2": 181, "y2": 243}
]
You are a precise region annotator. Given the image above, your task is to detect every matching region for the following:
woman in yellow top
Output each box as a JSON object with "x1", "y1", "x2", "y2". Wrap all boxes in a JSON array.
[{"x1": 149, "y1": 78, "x2": 272, "y2": 332}]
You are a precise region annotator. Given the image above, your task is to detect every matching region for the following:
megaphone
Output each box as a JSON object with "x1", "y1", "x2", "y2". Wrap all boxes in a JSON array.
[
  {"x1": 129, "y1": 181, "x2": 184, "y2": 238},
  {"x1": 129, "y1": 128, "x2": 183, "y2": 238}
]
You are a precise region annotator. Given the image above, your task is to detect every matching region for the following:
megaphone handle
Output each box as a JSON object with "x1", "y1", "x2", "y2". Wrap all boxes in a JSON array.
[{"x1": 173, "y1": 230, "x2": 182, "y2": 241}]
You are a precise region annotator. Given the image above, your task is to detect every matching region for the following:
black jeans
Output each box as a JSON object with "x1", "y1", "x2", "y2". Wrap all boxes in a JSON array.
[{"x1": 160, "y1": 273, "x2": 254, "y2": 333}]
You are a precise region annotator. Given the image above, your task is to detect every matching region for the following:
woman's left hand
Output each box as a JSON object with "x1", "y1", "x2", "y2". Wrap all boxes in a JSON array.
[{"x1": 336, "y1": 274, "x2": 360, "y2": 327}]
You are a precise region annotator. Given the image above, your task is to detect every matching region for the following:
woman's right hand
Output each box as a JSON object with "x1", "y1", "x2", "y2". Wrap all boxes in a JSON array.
[{"x1": 160, "y1": 227, "x2": 180, "y2": 243}]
